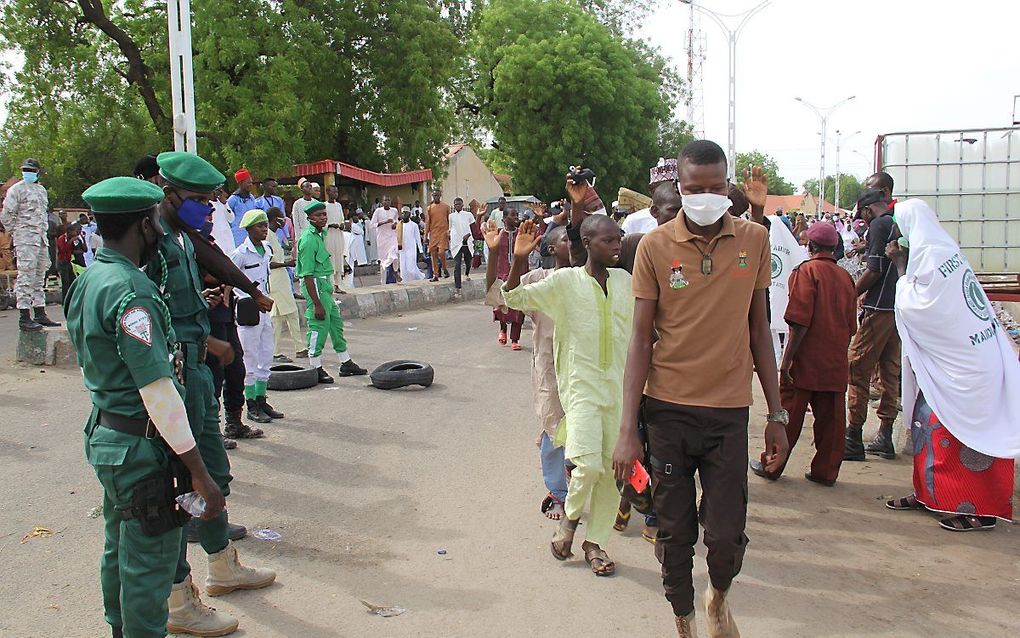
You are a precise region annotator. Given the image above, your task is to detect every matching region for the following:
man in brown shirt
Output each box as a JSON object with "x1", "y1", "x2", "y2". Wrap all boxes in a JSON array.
[
  {"x1": 613, "y1": 140, "x2": 789, "y2": 638},
  {"x1": 424, "y1": 189, "x2": 451, "y2": 281},
  {"x1": 751, "y1": 222, "x2": 857, "y2": 486}
]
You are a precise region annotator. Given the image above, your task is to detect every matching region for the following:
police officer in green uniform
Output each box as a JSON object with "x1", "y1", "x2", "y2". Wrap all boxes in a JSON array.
[
  {"x1": 150, "y1": 153, "x2": 275, "y2": 636},
  {"x1": 65, "y1": 177, "x2": 226, "y2": 638}
]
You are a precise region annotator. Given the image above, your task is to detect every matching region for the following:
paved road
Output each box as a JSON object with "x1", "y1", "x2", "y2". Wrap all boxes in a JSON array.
[{"x1": 1, "y1": 302, "x2": 1017, "y2": 637}]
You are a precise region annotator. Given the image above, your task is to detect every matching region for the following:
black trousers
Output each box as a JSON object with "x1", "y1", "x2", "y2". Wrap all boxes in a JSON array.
[
  {"x1": 452, "y1": 244, "x2": 472, "y2": 289},
  {"x1": 207, "y1": 320, "x2": 245, "y2": 415},
  {"x1": 644, "y1": 397, "x2": 750, "y2": 617},
  {"x1": 58, "y1": 261, "x2": 75, "y2": 304}
]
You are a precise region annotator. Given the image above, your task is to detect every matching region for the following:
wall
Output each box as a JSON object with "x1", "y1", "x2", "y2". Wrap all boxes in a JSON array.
[{"x1": 438, "y1": 146, "x2": 504, "y2": 205}]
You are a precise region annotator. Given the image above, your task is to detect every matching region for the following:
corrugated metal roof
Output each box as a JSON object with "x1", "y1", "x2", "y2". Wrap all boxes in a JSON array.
[{"x1": 293, "y1": 160, "x2": 432, "y2": 187}]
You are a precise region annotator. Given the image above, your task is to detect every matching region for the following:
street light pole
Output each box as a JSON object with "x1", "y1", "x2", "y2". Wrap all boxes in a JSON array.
[
  {"x1": 795, "y1": 95, "x2": 855, "y2": 215},
  {"x1": 682, "y1": 1, "x2": 770, "y2": 178},
  {"x1": 168, "y1": 0, "x2": 197, "y2": 154},
  {"x1": 833, "y1": 129, "x2": 861, "y2": 210}
]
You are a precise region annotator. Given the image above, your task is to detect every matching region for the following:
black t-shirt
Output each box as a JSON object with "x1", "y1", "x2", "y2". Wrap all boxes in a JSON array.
[{"x1": 862, "y1": 212, "x2": 897, "y2": 310}]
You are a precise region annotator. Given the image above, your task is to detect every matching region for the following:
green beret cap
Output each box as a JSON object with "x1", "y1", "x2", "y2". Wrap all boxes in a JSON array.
[
  {"x1": 304, "y1": 200, "x2": 326, "y2": 214},
  {"x1": 82, "y1": 177, "x2": 164, "y2": 213},
  {"x1": 157, "y1": 151, "x2": 225, "y2": 192},
  {"x1": 240, "y1": 209, "x2": 269, "y2": 228}
]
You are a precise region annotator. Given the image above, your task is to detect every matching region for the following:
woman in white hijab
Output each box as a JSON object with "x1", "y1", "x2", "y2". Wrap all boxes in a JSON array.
[{"x1": 885, "y1": 199, "x2": 1020, "y2": 531}]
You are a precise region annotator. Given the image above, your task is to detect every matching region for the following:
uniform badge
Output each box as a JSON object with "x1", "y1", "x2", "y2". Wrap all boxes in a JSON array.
[
  {"x1": 738, "y1": 250, "x2": 748, "y2": 268},
  {"x1": 121, "y1": 307, "x2": 153, "y2": 346},
  {"x1": 669, "y1": 260, "x2": 688, "y2": 289}
]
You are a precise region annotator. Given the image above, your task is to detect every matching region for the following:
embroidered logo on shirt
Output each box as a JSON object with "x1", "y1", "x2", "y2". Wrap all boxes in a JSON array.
[
  {"x1": 120, "y1": 307, "x2": 153, "y2": 346},
  {"x1": 962, "y1": 269, "x2": 991, "y2": 321},
  {"x1": 738, "y1": 250, "x2": 748, "y2": 268},
  {"x1": 669, "y1": 260, "x2": 689, "y2": 289}
]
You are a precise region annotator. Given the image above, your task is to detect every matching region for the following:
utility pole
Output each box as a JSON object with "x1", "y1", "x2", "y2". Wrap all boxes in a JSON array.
[
  {"x1": 168, "y1": 0, "x2": 197, "y2": 153},
  {"x1": 681, "y1": 1, "x2": 770, "y2": 178},
  {"x1": 795, "y1": 95, "x2": 855, "y2": 215}
]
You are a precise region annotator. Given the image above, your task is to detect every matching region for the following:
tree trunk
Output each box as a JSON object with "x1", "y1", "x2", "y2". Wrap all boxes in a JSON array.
[{"x1": 76, "y1": 0, "x2": 170, "y2": 136}]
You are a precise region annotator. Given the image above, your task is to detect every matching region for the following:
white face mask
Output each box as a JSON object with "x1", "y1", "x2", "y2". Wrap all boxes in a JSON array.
[{"x1": 681, "y1": 192, "x2": 732, "y2": 226}]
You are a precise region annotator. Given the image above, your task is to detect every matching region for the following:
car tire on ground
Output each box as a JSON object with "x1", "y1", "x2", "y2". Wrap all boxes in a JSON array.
[
  {"x1": 267, "y1": 363, "x2": 320, "y2": 391},
  {"x1": 370, "y1": 360, "x2": 434, "y2": 390}
]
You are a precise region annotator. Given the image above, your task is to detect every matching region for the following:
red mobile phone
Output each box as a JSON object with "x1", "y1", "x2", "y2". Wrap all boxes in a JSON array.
[{"x1": 629, "y1": 461, "x2": 650, "y2": 492}]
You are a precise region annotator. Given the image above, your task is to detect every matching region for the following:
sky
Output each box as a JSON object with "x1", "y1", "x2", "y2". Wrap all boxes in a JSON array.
[{"x1": 642, "y1": 0, "x2": 1019, "y2": 191}]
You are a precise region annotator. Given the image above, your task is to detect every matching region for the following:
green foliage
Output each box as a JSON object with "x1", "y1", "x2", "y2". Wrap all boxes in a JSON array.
[
  {"x1": 803, "y1": 173, "x2": 863, "y2": 208},
  {"x1": 470, "y1": 0, "x2": 678, "y2": 202},
  {"x1": 735, "y1": 151, "x2": 795, "y2": 196},
  {"x1": 0, "y1": 0, "x2": 458, "y2": 204}
]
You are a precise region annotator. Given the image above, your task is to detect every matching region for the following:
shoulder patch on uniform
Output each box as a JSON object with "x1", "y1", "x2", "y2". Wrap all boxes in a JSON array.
[{"x1": 120, "y1": 306, "x2": 153, "y2": 346}]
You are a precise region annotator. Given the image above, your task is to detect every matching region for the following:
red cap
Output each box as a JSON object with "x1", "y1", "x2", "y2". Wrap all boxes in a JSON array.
[
  {"x1": 805, "y1": 222, "x2": 839, "y2": 248},
  {"x1": 234, "y1": 168, "x2": 252, "y2": 184}
]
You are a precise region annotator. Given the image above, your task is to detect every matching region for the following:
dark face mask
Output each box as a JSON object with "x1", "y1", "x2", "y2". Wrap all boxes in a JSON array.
[
  {"x1": 198, "y1": 220, "x2": 214, "y2": 238},
  {"x1": 176, "y1": 197, "x2": 213, "y2": 230}
]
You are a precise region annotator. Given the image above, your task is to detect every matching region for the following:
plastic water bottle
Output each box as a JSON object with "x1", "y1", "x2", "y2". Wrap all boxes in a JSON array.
[{"x1": 176, "y1": 491, "x2": 207, "y2": 517}]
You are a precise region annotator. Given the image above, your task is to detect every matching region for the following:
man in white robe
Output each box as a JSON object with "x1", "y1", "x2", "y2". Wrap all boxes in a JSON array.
[
  {"x1": 370, "y1": 196, "x2": 401, "y2": 284},
  {"x1": 325, "y1": 185, "x2": 347, "y2": 293}
]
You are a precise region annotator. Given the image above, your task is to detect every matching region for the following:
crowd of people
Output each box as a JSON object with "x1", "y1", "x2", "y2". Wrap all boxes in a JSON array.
[
  {"x1": 2, "y1": 133, "x2": 1019, "y2": 638},
  {"x1": 481, "y1": 140, "x2": 1019, "y2": 637}
]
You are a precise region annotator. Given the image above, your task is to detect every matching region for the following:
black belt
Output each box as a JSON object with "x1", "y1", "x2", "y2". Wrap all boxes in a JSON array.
[
  {"x1": 98, "y1": 410, "x2": 155, "y2": 438},
  {"x1": 177, "y1": 340, "x2": 208, "y2": 364}
]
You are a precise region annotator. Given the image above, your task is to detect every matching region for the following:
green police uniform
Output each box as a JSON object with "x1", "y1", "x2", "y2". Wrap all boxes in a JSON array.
[
  {"x1": 295, "y1": 205, "x2": 348, "y2": 364},
  {"x1": 65, "y1": 178, "x2": 181, "y2": 637},
  {"x1": 148, "y1": 152, "x2": 232, "y2": 583}
]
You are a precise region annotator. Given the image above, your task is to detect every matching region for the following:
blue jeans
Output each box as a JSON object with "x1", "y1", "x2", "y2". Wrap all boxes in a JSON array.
[{"x1": 539, "y1": 432, "x2": 568, "y2": 502}]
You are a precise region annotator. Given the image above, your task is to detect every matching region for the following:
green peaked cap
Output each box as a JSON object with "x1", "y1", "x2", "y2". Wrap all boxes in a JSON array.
[
  {"x1": 82, "y1": 177, "x2": 164, "y2": 213},
  {"x1": 157, "y1": 151, "x2": 225, "y2": 192},
  {"x1": 304, "y1": 200, "x2": 326, "y2": 214}
]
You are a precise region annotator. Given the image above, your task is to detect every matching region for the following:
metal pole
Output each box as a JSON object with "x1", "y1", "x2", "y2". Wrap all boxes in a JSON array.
[
  {"x1": 834, "y1": 130, "x2": 841, "y2": 211},
  {"x1": 687, "y1": 1, "x2": 770, "y2": 180},
  {"x1": 818, "y1": 118, "x2": 827, "y2": 215},
  {"x1": 168, "y1": 0, "x2": 197, "y2": 154}
]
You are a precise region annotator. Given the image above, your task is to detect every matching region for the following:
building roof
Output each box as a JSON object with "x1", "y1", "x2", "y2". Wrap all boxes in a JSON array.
[
  {"x1": 293, "y1": 160, "x2": 432, "y2": 187},
  {"x1": 445, "y1": 143, "x2": 469, "y2": 160},
  {"x1": 764, "y1": 193, "x2": 837, "y2": 215}
]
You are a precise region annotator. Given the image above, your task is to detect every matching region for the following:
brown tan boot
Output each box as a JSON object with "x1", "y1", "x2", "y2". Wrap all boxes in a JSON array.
[
  {"x1": 205, "y1": 540, "x2": 276, "y2": 596},
  {"x1": 167, "y1": 574, "x2": 239, "y2": 636},
  {"x1": 676, "y1": 611, "x2": 699, "y2": 637},
  {"x1": 705, "y1": 585, "x2": 739, "y2": 638}
]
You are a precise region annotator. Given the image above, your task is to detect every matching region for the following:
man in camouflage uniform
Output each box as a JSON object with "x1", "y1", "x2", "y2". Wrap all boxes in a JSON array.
[{"x1": 1, "y1": 158, "x2": 60, "y2": 331}]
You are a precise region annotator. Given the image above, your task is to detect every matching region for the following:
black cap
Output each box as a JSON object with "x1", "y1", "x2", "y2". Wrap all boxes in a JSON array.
[
  {"x1": 133, "y1": 154, "x2": 160, "y2": 181},
  {"x1": 857, "y1": 187, "x2": 887, "y2": 209},
  {"x1": 21, "y1": 158, "x2": 40, "y2": 171}
]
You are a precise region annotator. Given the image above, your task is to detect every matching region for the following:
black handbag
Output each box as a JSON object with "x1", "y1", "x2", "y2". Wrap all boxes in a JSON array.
[{"x1": 235, "y1": 296, "x2": 260, "y2": 326}]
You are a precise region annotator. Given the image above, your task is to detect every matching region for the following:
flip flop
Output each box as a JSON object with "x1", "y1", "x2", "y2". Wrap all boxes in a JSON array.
[
  {"x1": 938, "y1": 514, "x2": 996, "y2": 532},
  {"x1": 613, "y1": 509, "x2": 631, "y2": 532},
  {"x1": 641, "y1": 527, "x2": 657, "y2": 544}
]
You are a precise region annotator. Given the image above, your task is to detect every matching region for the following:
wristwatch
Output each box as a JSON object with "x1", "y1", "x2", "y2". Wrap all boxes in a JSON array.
[{"x1": 766, "y1": 409, "x2": 790, "y2": 425}]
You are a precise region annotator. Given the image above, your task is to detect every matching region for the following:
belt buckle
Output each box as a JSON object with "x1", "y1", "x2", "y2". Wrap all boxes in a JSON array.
[
  {"x1": 664, "y1": 463, "x2": 673, "y2": 475},
  {"x1": 144, "y1": 419, "x2": 158, "y2": 440}
]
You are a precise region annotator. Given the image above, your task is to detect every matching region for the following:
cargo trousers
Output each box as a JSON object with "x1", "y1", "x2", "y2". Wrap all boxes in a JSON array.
[
  {"x1": 175, "y1": 345, "x2": 233, "y2": 584},
  {"x1": 644, "y1": 398, "x2": 750, "y2": 618},
  {"x1": 14, "y1": 243, "x2": 48, "y2": 309},
  {"x1": 85, "y1": 409, "x2": 180, "y2": 638}
]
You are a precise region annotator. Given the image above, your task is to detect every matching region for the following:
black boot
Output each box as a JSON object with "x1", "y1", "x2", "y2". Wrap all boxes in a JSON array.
[
  {"x1": 338, "y1": 360, "x2": 368, "y2": 377},
  {"x1": 245, "y1": 398, "x2": 272, "y2": 424},
  {"x1": 844, "y1": 427, "x2": 866, "y2": 461},
  {"x1": 866, "y1": 423, "x2": 897, "y2": 460},
  {"x1": 18, "y1": 309, "x2": 42, "y2": 332},
  {"x1": 33, "y1": 306, "x2": 60, "y2": 327},
  {"x1": 258, "y1": 396, "x2": 284, "y2": 419},
  {"x1": 225, "y1": 409, "x2": 265, "y2": 438},
  {"x1": 317, "y1": 366, "x2": 335, "y2": 384},
  {"x1": 112, "y1": 625, "x2": 124, "y2": 638}
]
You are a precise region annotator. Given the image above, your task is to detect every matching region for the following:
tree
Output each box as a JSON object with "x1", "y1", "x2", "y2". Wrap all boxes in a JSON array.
[
  {"x1": 469, "y1": 0, "x2": 681, "y2": 202},
  {"x1": 0, "y1": 0, "x2": 459, "y2": 204},
  {"x1": 803, "y1": 173, "x2": 864, "y2": 209},
  {"x1": 735, "y1": 151, "x2": 794, "y2": 196}
]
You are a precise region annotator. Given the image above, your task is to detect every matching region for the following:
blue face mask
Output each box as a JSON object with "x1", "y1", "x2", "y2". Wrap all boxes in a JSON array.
[
  {"x1": 198, "y1": 220, "x2": 214, "y2": 238},
  {"x1": 176, "y1": 198, "x2": 213, "y2": 230},
  {"x1": 22, "y1": 171, "x2": 38, "y2": 183}
]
